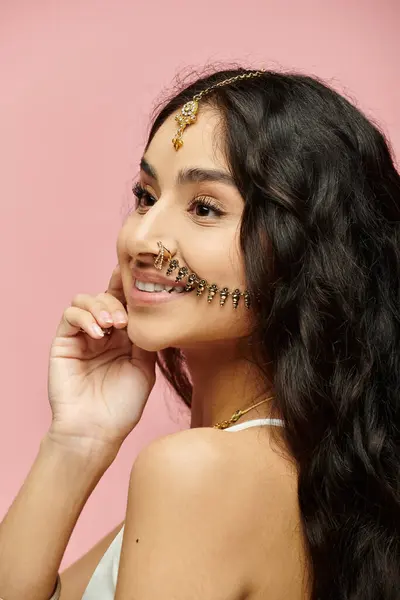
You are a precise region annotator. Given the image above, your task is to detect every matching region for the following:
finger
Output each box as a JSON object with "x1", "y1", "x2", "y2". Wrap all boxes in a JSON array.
[
  {"x1": 106, "y1": 264, "x2": 126, "y2": 307},
  {"x1": 70, "y1": 293, "x2": 128, "y2": 329},
  {"x1": 57, "y1": 306, "x2": 108, "y2": 339}
]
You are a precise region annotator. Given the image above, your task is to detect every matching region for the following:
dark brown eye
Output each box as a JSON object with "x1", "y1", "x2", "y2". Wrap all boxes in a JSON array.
[
  {"x1": 195, "y1": 204, "x2": 213, "y2": 217},
  {"x1": 189, "y1": 197, "x2": 225, "y2": 218}
]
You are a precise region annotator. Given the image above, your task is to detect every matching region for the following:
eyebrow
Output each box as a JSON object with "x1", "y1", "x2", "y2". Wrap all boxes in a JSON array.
[{"x1": 140, "y1": 157, "x2": 235, "y2": 187}]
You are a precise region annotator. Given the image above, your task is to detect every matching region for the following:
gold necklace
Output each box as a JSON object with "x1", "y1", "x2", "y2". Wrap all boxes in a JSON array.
[{"x1": 212, "y1": 396, "x2": 274, "y2": 430}]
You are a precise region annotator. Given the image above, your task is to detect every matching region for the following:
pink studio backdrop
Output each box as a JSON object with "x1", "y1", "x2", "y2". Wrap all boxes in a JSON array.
[{"x1": 0, "y1": 0, "x2": 399, "y2": 567}]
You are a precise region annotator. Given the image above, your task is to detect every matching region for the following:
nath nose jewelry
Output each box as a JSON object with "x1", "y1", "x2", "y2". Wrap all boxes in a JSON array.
[
  {"x1": 154, "y1": 242, "x2": 172, "y2": 270},
  {"x1": 154, "y1": 241, "x2": 252, "y2": 310}
]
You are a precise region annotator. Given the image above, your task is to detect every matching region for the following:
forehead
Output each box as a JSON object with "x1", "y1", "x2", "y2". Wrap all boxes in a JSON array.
[{"x1": 145, "y1": 106, "x2": 229, "y2": 180}]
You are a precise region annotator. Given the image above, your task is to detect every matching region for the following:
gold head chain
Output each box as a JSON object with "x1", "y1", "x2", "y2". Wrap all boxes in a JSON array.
[{"x1": 172, "y1": 70, "x2": 265, "y2": 151}]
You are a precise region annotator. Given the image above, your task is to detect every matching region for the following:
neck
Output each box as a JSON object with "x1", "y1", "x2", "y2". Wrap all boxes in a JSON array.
[{"x1": 182, "y1": 338, "x2": 274, "y2": 429}]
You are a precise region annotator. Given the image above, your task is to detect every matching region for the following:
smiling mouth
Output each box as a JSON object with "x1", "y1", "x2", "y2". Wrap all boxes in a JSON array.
[{"x1": 134, "y1": 280, "x2": 186, "y2": 294}]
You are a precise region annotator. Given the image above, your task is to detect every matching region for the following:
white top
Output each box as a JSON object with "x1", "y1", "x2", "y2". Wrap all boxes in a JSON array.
[{"x1": 81, "y1": 418, "x2": 284, "y2": 599}]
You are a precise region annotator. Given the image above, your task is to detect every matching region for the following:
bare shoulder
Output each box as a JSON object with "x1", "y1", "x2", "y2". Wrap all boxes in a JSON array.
[
  {"x1": 117, "y1": 428, "x2": 255, "y2": 598},
  {"x1": 118, "y1": 427, "x2": 307, "y2": 599},
  {"x1": 131, "y1": 427, "x2": 297, "y2": 535},
  {"x1": 130, "y1": 427, "x2": 240, "y2": 499},
  {"x1": 131, "y1": 426, "x2": 278, "y2": 486}
]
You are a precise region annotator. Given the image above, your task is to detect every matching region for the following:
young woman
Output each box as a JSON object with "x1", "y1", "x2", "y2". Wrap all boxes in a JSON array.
[{"x1": 0, "y1": 67, "x2": 399, "y2": 600}]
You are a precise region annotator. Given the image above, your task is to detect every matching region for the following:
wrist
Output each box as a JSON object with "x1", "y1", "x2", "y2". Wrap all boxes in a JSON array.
[{"x1": 42, "y1": 429, "x2": 120, "y2": 471}]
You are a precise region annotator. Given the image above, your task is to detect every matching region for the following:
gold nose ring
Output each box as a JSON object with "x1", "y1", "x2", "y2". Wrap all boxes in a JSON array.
[{"x1": 154, "y1": 241, "x2": 172, "y2": 270}]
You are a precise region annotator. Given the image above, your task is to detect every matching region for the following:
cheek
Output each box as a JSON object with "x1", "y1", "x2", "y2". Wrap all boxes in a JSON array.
[
  {"x1": 126, "y1": 295, "x2": 254, "y2": 352},
  {"x1": 185, "y1": 235, "x2": 246, "y2": 290}
]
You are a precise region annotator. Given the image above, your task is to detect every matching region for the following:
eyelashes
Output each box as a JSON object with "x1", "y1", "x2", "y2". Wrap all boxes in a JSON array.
[
  {"x1": 188, "y1": 196, "x2": 225, "y2": 218},
  {"x1": 131, "y1": 182, "x2": 225, "y2": 218},
  {"x1": 132, "y1": 183, "x2": 155, "y2": 208}
]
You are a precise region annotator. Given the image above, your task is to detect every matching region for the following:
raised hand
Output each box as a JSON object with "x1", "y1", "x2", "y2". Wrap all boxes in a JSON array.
[{"x1": 47, "y1": 265, "x2": 156, "y2": 454}]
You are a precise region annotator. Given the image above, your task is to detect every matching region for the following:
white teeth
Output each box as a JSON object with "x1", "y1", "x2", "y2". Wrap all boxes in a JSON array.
[{"x1": 135, "y1": 280, "x2": 183, "y2": 293}]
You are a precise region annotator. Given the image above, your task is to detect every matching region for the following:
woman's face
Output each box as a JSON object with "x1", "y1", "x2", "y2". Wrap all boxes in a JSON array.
[{"x1": 117, "y1": 106, "x2": 253, "y2": 352}]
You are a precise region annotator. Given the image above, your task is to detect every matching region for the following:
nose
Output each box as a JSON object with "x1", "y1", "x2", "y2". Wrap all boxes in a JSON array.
[{"x1": 126, "y1": 197, "x2": 178, "y2": 265}]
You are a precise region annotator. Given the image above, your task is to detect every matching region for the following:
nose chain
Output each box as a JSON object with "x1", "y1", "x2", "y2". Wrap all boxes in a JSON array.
[{"x1": 154, "y1": 241, "x2": 253, "y2": 310}]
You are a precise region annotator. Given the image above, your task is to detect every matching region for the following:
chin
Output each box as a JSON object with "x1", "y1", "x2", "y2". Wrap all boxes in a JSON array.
[{"x1": 126, "y1": 319, "x2": 175, "y2": 352}]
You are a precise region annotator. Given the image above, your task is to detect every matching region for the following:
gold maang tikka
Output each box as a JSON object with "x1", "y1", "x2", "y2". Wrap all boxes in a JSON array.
[
  {"x1": 154, "y1": 242, "x2": 252, "y2": 310},
  {"x1": 172, "y1": 70, "x2": 265, "y2": 151}
]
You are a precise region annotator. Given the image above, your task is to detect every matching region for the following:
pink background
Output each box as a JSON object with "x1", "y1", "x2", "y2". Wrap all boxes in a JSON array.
[{"x1": 1, "y1": 0, "x2": 399, "y2": 567}]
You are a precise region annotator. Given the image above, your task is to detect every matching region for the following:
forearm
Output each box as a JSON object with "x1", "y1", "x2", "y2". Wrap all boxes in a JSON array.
[{"x1": 0, "y1": 434, "x2": 116, "y2": 600}]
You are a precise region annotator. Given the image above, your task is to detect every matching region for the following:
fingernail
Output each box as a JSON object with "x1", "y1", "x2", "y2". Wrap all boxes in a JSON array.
[
  {"x1": 113, "y1": 311, "x2": 127, "y2": 324},
  {"x1": 100, "y1": 311, "x2": 113, "y2": 324},
  {"x1": 92, "y1": 324, "x2": 105, "y2": 337}
]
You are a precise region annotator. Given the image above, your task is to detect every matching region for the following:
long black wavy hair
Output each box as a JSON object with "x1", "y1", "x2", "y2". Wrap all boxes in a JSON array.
[{"x1": 145, "y1": 67, "x2": 400, "y2": 599}]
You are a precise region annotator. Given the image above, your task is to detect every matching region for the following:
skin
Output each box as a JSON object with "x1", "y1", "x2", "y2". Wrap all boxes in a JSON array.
[{"x1": 117, "y1": 106, "x2": 275, "y2": 428}]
